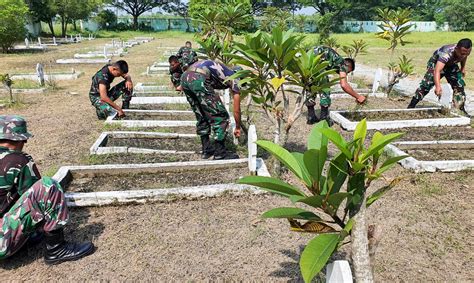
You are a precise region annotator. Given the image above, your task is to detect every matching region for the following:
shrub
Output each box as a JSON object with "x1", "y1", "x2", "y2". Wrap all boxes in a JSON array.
[{"x1": 0, "y1": 0, "x2": 28, "y2": 52}]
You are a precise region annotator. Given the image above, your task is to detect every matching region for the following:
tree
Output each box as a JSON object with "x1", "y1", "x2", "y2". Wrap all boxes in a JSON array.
[
  {"x1": 162, "y1": 0, "x2": 191, "y2": 32},
  {"x1": 239, "y1": 120, "x2": 406, "y2": 282},
  {"x1": 95, "y1": 9, "x2": 118, "y2": 29},
  {"x1": 25, "y1": 0, "x2": 58, "y2": 36},
  {"x1": 108, "y1": 0, "x2": 170, "y2": 30},
  {"x1": 442, "y1": 0, "x2": 474, "y2": 31},
  {"x1": 55, "y1": 0, "x2": 101, "y2": 36},
  {"x1": 0, "y1": 0, "x2": 28, "y2": 52},
  {"x1": 298, "y1": 0, "x2": 349, "y2": 15}
]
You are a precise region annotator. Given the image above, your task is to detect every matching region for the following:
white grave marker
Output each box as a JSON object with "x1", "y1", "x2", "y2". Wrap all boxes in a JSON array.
[
  {"x1": 372, "y1": 68, "x2": 382, "y2": 95},
  {"x1": 53, "y1": 37, "x2": 56, "y2": 45},
  {"x1": 440, "y1": 83, "x2": 453, "y2": 108},
  {"x1": 326, "y1": 260, "x2": 353, "y2": 283},
  {"x1": 248, "y1": 125, "x2": 258, "y2": 174},
  {"x1": 24, "y1": 38, "x2": 29, "y2": 48},
  {"x1": 36, "y1": 63, "x2": 45, "y2": 86},
  {"x1": 37, "y1": 37, "x2": 42, "y2": 46}
]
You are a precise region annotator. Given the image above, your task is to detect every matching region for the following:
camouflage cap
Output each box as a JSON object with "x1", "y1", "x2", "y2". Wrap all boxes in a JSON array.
[{"x1": 0, "y1": 115, "x2": 32, "y2": 141}]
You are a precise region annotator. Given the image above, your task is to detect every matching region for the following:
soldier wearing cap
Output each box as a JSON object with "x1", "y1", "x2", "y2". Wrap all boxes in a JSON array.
[{"x1": 0, "y1": 115, "x2": 94, "y2": 264}]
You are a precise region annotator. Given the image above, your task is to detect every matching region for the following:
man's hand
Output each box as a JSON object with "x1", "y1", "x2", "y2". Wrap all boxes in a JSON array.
[
  {"x1": 117, "y1": 109, "x2": 126, "y2": 118},
  {"x1": 434, "y1": 85, "x2": 442, "y2": 98},
  {"x1": 461, "y1": 69, "x2": 467, "y2": 77},
  {"x1": 356, "y1": 95, "x2": 366, "y2": 104},
  {"x1": 125, "y1": 80, "x2": 133, "y2": 91},
  {"x1": 234, "y1": 127, "x2": 241, "y2": 138}
]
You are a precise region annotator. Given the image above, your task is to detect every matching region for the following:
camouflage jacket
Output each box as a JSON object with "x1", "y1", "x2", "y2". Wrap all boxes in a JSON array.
[
  {"x1": 314, "y1": 46, "x2": 350, "y2": 74},
  {"x1": 190, "y1": 60, "x2": 240, "y2": 92},
  {"x1": 89, "y1": 65, "x2": 116, "y2": 97},
  {"x1": 169, "y1": 67, "x2": 183, "y2": 87},
  {"x1": 177, "y1": 46, "x2": 198, "y2": 68},
  {"x1": 0, "y1": 147, "x2": 41, "y2": 217},
  {"x1": 430, "y1": 44, "x2": 461, "y2": 66}
]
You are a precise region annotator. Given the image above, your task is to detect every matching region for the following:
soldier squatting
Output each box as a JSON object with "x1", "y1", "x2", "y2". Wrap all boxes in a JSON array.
[{"x1": 0, "y1": 37, "x2": 471, "y2": 265}]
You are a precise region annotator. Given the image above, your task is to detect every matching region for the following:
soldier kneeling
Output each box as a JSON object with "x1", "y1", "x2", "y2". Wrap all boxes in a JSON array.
[{"x1": 0, "y1": 115, "x2": 94, "y2": 264}]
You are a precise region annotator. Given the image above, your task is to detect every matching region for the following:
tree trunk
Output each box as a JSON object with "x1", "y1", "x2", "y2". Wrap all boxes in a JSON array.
[
  {"x1": 8, "y1": 87, "x2": 13, "y2": 103},
  {"x1": 48, "y1": 20, "x2": 55, "y2": 37},
  {"x1": 61, "y1": 17, "x2": 68, "y2": 37},
  {"x1": 73, "y1": 20, "x2": 77, "y2": 31},
  {"x1": 133, "y1": 15, "x2": 139, "y2": 30},
  {"x1": 184, "y1": 18, "x2": 191, "y2": 32},
  {"x1": 350, "y1": 197, "x2": 374, "y2": 283}
]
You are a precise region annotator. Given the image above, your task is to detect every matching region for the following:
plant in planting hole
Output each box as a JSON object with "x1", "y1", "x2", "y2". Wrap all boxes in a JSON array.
[
  {"x1": 341, "y1": 39, "x2": 369, "y2": 61},
  {"x1": 386, "y1": 55, "x2": 414, "y2": 95},
  {"x1": 0, "y1": 73, "x2": 13, "y2": 103},
  {"x1": 239, "y1": 120, "x2": 407, "y2": 282}
]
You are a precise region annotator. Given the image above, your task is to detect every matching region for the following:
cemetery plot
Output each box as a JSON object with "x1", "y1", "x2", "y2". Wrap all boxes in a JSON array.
[
  {"x1": 385, "y1": 140, "x2": 474, "y2": 172},
  {"x1": 56, "y1": 58, "x2": 111, "y2": 64},
  {"x1": 11, "y1": 70, "x2": 82, "y2": 81},
  {"x1": 134, "y1": 90, "x2": 183, "y2": 97},
  {"x1": 53, "y1": 158, "x2": 269, "y2": 206},
  {"x1": 331, "y1": 107, "x2": 470, "y2": 130},
  {"x1": 130, "y1": 103, "x2": 191, "y2": 111},
  {"x1": 130, "y1": 96, "x2": 188, "y2": 106},
  {"x1": 105, "y1": 110, "x2": 196, "y2": 127},
  {"x1": 90, "y1": 131, "x2": 200, "y2": 155}
]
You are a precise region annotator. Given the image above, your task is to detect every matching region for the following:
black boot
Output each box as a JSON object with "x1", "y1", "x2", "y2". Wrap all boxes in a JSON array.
[
  {"x1": 306, "y1": 105, "x2": 318, "y2": 125},
  {"x1": 213, "y1": 140, "x2": 239, "y2": 160},
  {"x1": 44, "y1": 229, "x2": 95, "y2": 265},
  {"x1": 320, "y1": 106, "x2": 332, "y2": 126},
  {"x1": 200, "y1": 135, "x2": 214, "y2": 159},
  {"x1": 407, "y1": 97, "x2": 419, "y2": 108},
  {"x1": 122, "y1": 100, "x2": 130, "y2": 109}
]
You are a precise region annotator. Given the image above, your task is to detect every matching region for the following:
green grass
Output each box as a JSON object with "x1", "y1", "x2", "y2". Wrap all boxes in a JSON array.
[{"x1": 12, "y1": 79, "x2": 41, "y2": 89}]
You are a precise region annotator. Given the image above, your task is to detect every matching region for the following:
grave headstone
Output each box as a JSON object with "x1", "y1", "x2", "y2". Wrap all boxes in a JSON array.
[
  {"x1": 104, "y1": 46, "x2": 108, "y2": 57},
  {"x1": 146, "y1": 66, "x2": 150, "y2": 76},
  {"x1": 70, "y1": 35, "x2": 74, "y2": 42},
  {"x1": 440, "y1": 83, "x2": 453, "y2": 108},
  {"x1": 372, "y1": 68, "x2": 382, "y2": 95},
  {"x1": 248, "y1": 125, "x2": 257, "y2": 174},
  {"x1": 24, "y1": 38, "x2": 29, "y2": 48},
  {"x1": 53, "y1": 37, "x2": 57, "y2": 45},
  {"x1": 37, "y1": 37, "x2": 42, "y2": 46},
  {"x1": 79, "y1": 20, "x2": 84, "y2": 31},
  {"x1": 326, "y1": 260, "x2": 353, "y2": 283},
  {"x1": 36, "y1": 63, "x2": 45, "y2": 86}
]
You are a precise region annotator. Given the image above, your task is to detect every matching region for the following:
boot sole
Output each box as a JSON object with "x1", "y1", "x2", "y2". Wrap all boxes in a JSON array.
[{"x1": 44, "y1": 245, "x2": 95, "y2": 265}]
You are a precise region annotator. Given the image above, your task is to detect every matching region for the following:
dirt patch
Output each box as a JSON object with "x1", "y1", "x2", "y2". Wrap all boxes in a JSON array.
[
  {"x1": 117, "y1": 112, "x2": 196, "y2": 121},
  {"x1": 68, "y1": 166, "x2": 248, "y2": 192},
  {"x1": 89, "y1": 152, "x2": 204, "y2": 164},
  {"x1": 402, "y1": 148, "x2": 474, "y2": 161},
  {"x1": 130, "y1": 103, "x2": 191, "y2": 111},
  {"x1": 341, "y1": 108, "x2": 452, "y2": 121},
  {"x1": 107, "y1": 136, "x2": 201, "y2": 151},
  {"x1": 331, "y1": 96, "x2": 437, "y2": 111}
]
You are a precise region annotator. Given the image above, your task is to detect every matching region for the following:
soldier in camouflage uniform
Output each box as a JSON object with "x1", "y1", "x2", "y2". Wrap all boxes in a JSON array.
[
  {"x1": 89, "y1": 60, "x2": 134, "y2": 120},
  {"x1": 306, "y1": 46, "x2": 366, "y2": 124},
  {"x1": 169, "y1": 55, "x2": 184, "y2": 90},
  {"x1": 177, "y1": 41, "x2": 198, "y2": 70},
  {"x1": 181, "y1": 60, "x2": 241, "y2": 160},
  {"x1": 408, "y1": 38, "x2": 472, "y2": 114},
  {"x1": 0, "y1": 115, "x2": 94, "y2": 264}
]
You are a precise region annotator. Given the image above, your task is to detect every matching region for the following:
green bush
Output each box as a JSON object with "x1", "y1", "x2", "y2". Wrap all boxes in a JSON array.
[
  {"x1": 0, "y1": 0, "x2": 28, "y2": 52},
  {"x1": 95, "y1": 9, "x2": 117, "y2": 29}
]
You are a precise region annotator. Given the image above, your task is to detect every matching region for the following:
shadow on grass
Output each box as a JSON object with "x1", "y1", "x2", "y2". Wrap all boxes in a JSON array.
[{"x1": 0, "y1": 207, "x2": 104, "y2": 270}]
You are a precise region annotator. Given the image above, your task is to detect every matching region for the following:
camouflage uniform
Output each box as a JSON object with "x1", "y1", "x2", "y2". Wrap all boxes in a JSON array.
[
  {"x1": 180, "y1": 60, "x2": 239, "y2": 141},
  {"x1": 414, "y1": 44, "x2": 466, "y2": 109},
  {"x1": 0, "y1": 116, "x2": 68, "y2": 259},
  {"x1": 169, "y1": 66, "x2": 183, "y2": 88},
  {"x1": 177, "y1": 46, "x2": 198, "y2": 69},
  {"x1": 306, "y1": 46, "x2": 350, "y2": 108},
  {"x1": 89, "y1": 65, "x2": 133, "y2": 119}
]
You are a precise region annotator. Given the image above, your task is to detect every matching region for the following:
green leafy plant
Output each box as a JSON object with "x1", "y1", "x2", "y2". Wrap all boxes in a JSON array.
[
  {"x1": 386, "y1": 55, "x2": 414, "y2": 95},
  {"x1": 227, "y1": 28, "x2": 336, "y2": 158},
  {"x1": 260, "y1": 7, "x2": 291, "y2": 32},
  {"x1": 196, "y1": 35, "x2": 234, "y2": 65},
  {"x1": 375, "y1": 8, "x2": 414, "y2": 53},
  {"x1": 239, "y1": 120, "x2": 407, "y2": 282},
  {"x1": 0, "y1": 0, "x2": 28, "y2": 52},
  {"x1": 0, "y1": 73, "x2": 13, "y2": 103},
  {"x1": 341, "y1": 39, "x2": 369, "y2": 60},
  {"x1": 321, "y1": 37, "x2": 340, "y2": 51}
]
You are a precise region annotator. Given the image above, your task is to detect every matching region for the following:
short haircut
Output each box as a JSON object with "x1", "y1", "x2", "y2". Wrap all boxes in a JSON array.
[
  {"x1": 457, "y1": 38, "x2": 472, "y2": 49},
  {"x1": 169, "y1": 55, "x2": 179, "y2": 63},
  {"x1": 344, "y1": 58, "x2": 355, "y2": 72},
  {"x1": 113, "y1": 60, "x2": 128, "y2": 74},
  {"x1": 185, "y1": 41, "x2": 192, "y2": 45}
]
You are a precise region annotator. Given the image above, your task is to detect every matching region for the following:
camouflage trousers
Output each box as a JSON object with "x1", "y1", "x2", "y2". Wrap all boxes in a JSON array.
[
  {"x1": 0, "y1": 177, "x2": 68, "y2": 259},
  {"x1": 414, "y1": 58, "x2": 466, "y2": 109},
  {"x1": 305, "y1": 75, "x2": 332, "y2": 107},
  {"x1": 89, "y1": 81, "x2": 133, "y2": 119},
  {"x1": 180, "y1": 71, "x2": 229, "y2": 141}
]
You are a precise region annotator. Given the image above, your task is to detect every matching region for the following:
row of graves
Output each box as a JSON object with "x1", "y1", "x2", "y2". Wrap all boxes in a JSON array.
[
  {"x1": 51, "y1": 51, "x2": 269, "y2": 208},
  {"x1": 13, "y1": 34, "x2": 96, "y2": 51},
  {"x1": 56, "y1": 36, "x2": 155, "y2": 64}
]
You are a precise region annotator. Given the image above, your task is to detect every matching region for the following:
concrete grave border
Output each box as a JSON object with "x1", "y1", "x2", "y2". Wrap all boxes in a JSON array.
[
  {"x1": 90, "y1": 131, "x2": 198, "y2": 155},
  {"x1": 53, "y1": 158, "x2": 270, "y2": 207},
  {"x1": 56, "y1": 58, "x2": 111, "y2": 64},
  {"x1": 330, "y1": 107, "x2": 471, "y2": 130},
  {"x1": 130, "y1": 96, "x2": 188, "y2": 105},
  {"x1": 385, "y1": 140, "x2": 474, "y2": 173},
  {"x1": 105, "y1": 109, "x2": 195, "y2": 127},
  {"x1": 11, "y1": 72, "x2": 83, "y2": 81}
]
